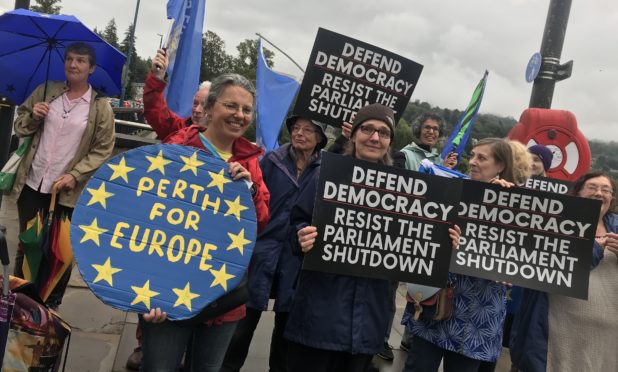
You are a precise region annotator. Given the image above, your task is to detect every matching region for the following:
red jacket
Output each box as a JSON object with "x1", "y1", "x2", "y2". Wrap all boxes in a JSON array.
[
  {"x1": 143, "y1": 72, "x2": 192, "y2": 139},
  {"x1": 143, "y1": 73, "x2": 271, "y2": 324}
]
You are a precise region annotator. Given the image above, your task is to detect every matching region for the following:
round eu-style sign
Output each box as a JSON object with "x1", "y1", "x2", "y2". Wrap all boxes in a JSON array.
[{"x1": 70, "y1": 144, "x2": 257, "y2": 320}]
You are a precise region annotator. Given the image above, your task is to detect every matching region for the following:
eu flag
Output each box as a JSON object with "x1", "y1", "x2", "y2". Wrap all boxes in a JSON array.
[
  {"x1": 164, "y1": 0, "x2": 206, "y2": 118},
  {"x1": 256, "y1": 39, "x2": 300, "y2": 152}
]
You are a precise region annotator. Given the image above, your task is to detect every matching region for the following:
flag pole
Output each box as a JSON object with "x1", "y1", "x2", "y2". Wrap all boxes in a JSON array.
[{"x1": 255, "y1": 32, "x2": 304, "y2": 73}]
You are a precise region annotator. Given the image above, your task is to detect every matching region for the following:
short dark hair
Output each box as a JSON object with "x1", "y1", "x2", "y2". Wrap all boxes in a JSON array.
[
  {"x1": 64, "y1": 42, "x2": 96, "y2": 66},
  {"x1": 571, "y1": 172, "x2": 616, "y2": 213}
]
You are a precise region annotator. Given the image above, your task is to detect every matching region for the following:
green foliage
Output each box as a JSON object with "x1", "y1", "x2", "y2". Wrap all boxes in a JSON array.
[
  {"x1": 200, "y1": 31, "x2": 234, "y2": 83},
  {"x1": 31, "y1": 0, "x2": 62, "y2": 14},
  {"x1": 200, "y1": 31, "x2": 275, "y2": 83},
  {"x1": 118, "y1": 23, "x2": 149, "y2": 99},
  {"x1": 102, "y1": 19, "x2": 120, "y2": 49}
]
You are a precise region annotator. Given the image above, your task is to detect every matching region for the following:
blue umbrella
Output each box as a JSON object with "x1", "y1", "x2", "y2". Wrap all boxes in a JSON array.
[{"x1": 0, "y1": 8, "x2": 127, "y2": 104}]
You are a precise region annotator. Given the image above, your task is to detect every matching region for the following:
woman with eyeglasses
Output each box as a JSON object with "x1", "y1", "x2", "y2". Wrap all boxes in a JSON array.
[
  {"x1": 139, "y1": 73, "x2": 270, "y2": 372},
  {"x1": 403, "y1": 138, "x2": 517, "y2": 372},
  {"x1": 400, "y1": 113, "x2": 458, "y2": 171},
  {"x1": 284, "y1": 103, "x2": 460, "y2": 372},
  {"x1": 510, "y1": 172, "x2": 618, "y2": 372}
]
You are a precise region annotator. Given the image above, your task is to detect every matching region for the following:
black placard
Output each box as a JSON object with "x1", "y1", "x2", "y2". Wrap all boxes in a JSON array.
[
  {"x1": 525, "y1": 175, "x2": 573, "y2": 194},
  {"x1": 293, "y1": 28, "x2": 423, "y2": 127},
  {"x1": 303, "y1": 152, "x2": 461, "y2": 286},
  {"x1": 451, "y1": 180, "x2": 600, "y2": 299}
]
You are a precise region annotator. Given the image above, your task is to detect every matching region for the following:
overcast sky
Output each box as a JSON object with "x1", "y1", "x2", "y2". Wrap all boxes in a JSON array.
[{"x1": 3, "y1": 0, "x2": 617, "y2": 141}]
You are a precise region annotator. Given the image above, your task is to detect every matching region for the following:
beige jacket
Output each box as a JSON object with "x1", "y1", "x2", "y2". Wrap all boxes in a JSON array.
[{"x1": 11, "y1": 81, "x2": 115, "y2": 207}]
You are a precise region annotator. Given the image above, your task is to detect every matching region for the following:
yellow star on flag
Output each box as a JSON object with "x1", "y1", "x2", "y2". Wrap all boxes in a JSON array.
[
  {"x1": 207, "y1": 169, "x2": 231, "y2": 193},
  {"x1": 131, "y1": 280, "x2": 160, "y2": 309},
  {"x1": 179, "y1": 152, "x2": 205, "y2": 176},
  {"x1": 227, "y1": 229, "x2": 251, "y2": 255},
  {"x1": 108, "y1": 157, "x2": 135, "y2": 183},
  {"x1": 172, "y1": 282, "x2": 200, "y2": 311},
  {"x1": 91, "y1": 257, "x2": 122, "y2": 286},
  {"x1": 86, "y1": 182, "x2": 114, "y2": 209},
  {"x1": 79, "y1": 218, "x2": 108, "y2": 246},
  {"x1": 210, "y1": 264, "x2": 235, "y2": 292},
  {"x1": 224, "y1": 196, "x2": 248, "y2": 221},
  {"x1": 146, "y1": 150, "x2": 172, "y2": 175}
]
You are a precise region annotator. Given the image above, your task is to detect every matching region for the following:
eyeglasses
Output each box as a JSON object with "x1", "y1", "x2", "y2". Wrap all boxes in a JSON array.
[
  {"x1": 421, "y1": 125, "x2": 440, "y2": 133},
  {"x1": 217, "y1": 100, "x2": 253, "y2": 116},
  {"x1": 291, "y1": 126, "x2": 317, "y2": 135},
  {"x1": 359, "y1": 125, "x2": 391, "y2": 139},
  {"x1": 583, "y1": 184, "x2": 614, "y2": 196}
]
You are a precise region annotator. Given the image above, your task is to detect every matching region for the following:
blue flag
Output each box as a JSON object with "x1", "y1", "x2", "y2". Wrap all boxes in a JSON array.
[
  {"x1": 441, "y1": 71, "x2": 489, "y2": 163},
  {"x1": 164, "y1": 0, "x2": 206, "y2": 118},
  {"x1": 256, "y1": 39, "x2": 300, "y2": 152}
]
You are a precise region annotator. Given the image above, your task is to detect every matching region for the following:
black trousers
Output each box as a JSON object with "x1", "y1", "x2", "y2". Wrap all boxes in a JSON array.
[
  {"x1": 221, "y1": 308, "x2": 289, "y2": 372},
  {"x1": 15, "y1": 185, "x2": 73, "y2": 308},
  {"x1": 286, "y1": 342, "x2": 373, "y2": 372},
  {"x1": 404, "y1": 336, "x2": 482, "y2": 372}
]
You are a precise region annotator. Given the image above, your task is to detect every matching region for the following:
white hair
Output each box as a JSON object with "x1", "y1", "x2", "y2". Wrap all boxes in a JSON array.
[{"x1": 199, "y1": 81, "x2": 211, "y2": 90}]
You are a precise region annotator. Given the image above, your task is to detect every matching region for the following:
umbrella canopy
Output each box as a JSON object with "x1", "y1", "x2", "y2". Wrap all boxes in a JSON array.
[
  {"x1": 0, "y1": 8, "x2": 127, "y2": 104},
  {"x1": 18, "y1": 190, "x2": 73, "y2": 302}
]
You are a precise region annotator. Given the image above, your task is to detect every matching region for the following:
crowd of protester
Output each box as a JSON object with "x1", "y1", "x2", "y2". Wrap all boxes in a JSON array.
[{"x1": 7, "y1": 41, "x2": 617, "y2": 372}]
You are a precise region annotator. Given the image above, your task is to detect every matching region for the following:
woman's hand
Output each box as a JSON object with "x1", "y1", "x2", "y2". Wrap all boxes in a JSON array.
[
  {"x1": 489, "y1": 178, "x2": 514, "y2": 188},
  {"x1": 449, "y1": 224, "x2": 461, "y2": 249},
  {"x1": 151, "y1": 49, "x2": 169, "y2": 81},
  {"x1": 443, "y1": 152, "x2": 458, "y2": 169},
  {"x1": 54, "y1": 174, "x2": 76, "y2": 191},
  {"x1": 341, "y1": 122, "x2": 353, "y2": 139},
  {"x1": 143, "y1": 308, "x2": 167, "y2": 323},
  {"x1": 32, "y1": 102, "x2": 49, "y2": 121},
  {"x1": 298, "y1": 226, "x2": 318, "y2": 253},
  {"x1": 601, "y1": 232, "x2": 618, "y2": 257},
  {"x1": 228, "y1": 162, "x2": 251, "y2": 183}
]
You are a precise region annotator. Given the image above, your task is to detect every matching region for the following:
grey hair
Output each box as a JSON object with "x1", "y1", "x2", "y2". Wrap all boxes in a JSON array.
[
  {"x1": 199, "y1": 81, "x2": 211, "y2": 90},
  {"x1": 205, "y1": 74, "x2": 255, "y2": 109}
]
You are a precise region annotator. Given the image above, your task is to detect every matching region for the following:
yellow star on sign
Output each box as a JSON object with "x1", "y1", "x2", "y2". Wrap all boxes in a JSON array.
[
  {"x1": 207, "y1": 169, "x2": 231, "y2": 193},
  {"x1": 108, "y1": 157, "x2": 135, "y2": 183},
  {"x1": 224, "y1": 196, "x2": 248, "y2": 221},
  {"x1": 91, "y1": 257, "x2": 122, "y2": 286},
  {"x1": 210, "y1": 264, "x2": 235, "y2": 292},
  {"x1": 172, "y1": 282, "x2": 200, "y2": 311},
  {"x1": 79, "y1": 218, "x2": 108, "y2": 246},
  {"x1": 179, "y1": 152, "x2": 205, "y2": 176},
  {"x1": 227, "y1": 229, "x2": 251, "y2": 255},
  {"x1": 86, "y1": 182, "x2": 114, "y2": 209},
  {"x1": 146, "y1": 150, "x2": 172, "y2": 175},
  {"x1": 131, "y1": 280, "x2": 160, "y2": 309}
]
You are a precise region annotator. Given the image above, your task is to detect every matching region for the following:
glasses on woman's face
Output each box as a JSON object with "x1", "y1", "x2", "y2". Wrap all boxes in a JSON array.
[
  {"x1": 358, "y1": 124, "x2": 391, "y2": 139},
  {"x1": 216, "y1": 100, "x2": 253, "y2": 116},
  {"x1": 421, "y1": 125, "x2": 440, "y2": 133},
  {"x1": 582, "y1": 183, "x2": 614, "y2": 196},
  {"x1": 291, "y1": 125, "x2": 317, "y2": 135}
]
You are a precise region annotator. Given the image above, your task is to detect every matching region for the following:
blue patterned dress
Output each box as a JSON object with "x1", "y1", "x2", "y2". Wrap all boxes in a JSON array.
[{"x1": 402, "y1": 275, "x2": 507, "y2": 362}]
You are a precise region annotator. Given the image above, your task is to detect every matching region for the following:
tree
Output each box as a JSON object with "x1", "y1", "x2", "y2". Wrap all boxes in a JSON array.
[
  {"x1": 200, "y1": 31, "x2": 234, "y2": 83},
  {"x1": 232, "y1": 39, "x2": 274, "y2": 82},
  {"x1": 31, "y1": 0, "x2": 62, "y2": 14},
  {"x1": 102, "y1": 19, "x2": 120, "y2": 49},
  {"x1": 120, "y1": 24, "x2": 139, "y2": 99}
]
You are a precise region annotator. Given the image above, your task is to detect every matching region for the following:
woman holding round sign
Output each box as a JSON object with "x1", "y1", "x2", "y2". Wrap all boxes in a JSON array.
[
  {"x1": 286, "y1": 103, "x2": 460, "y2": 371},
  {"x1": 510, "y1": 172, "x2": 618, "y2": 372},
  {"x1": 402, "y1": 138, "x2": 516, "y2": 372},
  {"x1": 139, "y1": 73, "x2": 270, "y2": 372}
]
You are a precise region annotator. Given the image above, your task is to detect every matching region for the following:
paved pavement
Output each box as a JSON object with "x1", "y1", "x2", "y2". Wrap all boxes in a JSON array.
[{"x1": 0, "y1": 196, "x2": 513, "y2": 371}]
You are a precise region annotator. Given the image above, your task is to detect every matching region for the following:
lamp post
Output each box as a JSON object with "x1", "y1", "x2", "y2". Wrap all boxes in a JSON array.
[{"x1": 120, "y1": 0, "x2": 141, "y2": 103}]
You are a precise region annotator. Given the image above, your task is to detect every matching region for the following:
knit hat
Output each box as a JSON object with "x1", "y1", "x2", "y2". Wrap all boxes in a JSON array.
[
  {"x1": 285, "y1": 115, "x2": 328, "y2": 151},
  {"x1": 350, "y1": 103, "x2": 395, "y2": 140},
  {"x1": 528, "y1": 144, "x2": 553, "y2": 171}
]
